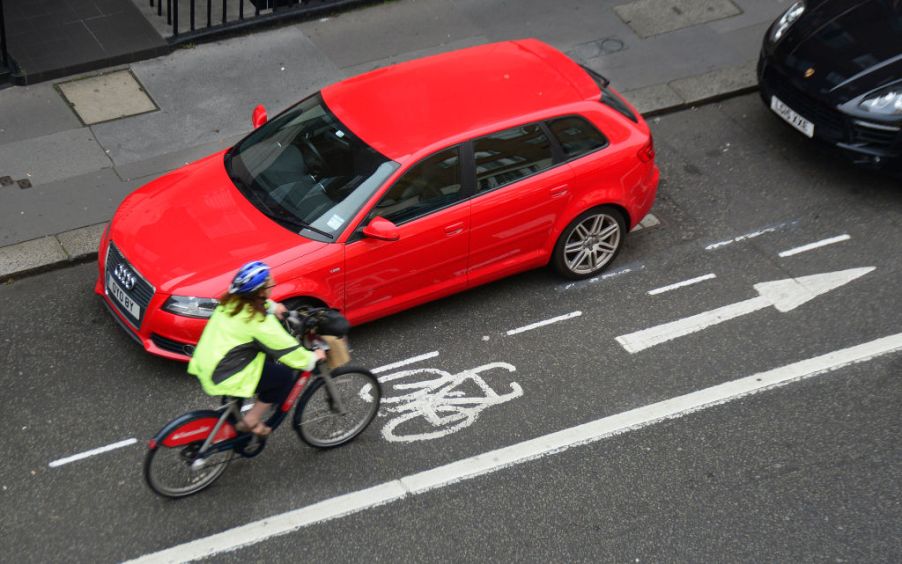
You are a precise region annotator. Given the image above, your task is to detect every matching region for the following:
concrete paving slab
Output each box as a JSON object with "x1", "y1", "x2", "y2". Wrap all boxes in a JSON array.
[
  {"x1": 57, "y1": 223, "x2": 108, "y2": 259},
  {"x1": 587, "y1": 24, "x2": 743, "y2": 91},
  {"x1": 706, "y1": 0, "x2": 785, "y2": 34},
  {"x1": 341, "y1": 36, "x2": 489, "y2": 78},
  {"x1": 57, "y1": 69, "x2": 158, "y2": 125},
  {"x1": 0, "y1": 82, "x2": 82, "y2": 145},
  {"x1": 0, "y1": 237, "x2": 67, "y2": 280},
  {"x1": 0, "y1": 128, "x2": 112, "y2": 187},
  {"x1": 299, "y1": 0, "x2": 477, "y2": 69},
  {"x1": 622, "y1": 83, "x2": 684, "y2": 115},
  {"x1": 615, "y1": 0, "x2": 742, "y2": 38},
  {"x1": 717, "y1": 21, "x2": 772, "y2": 61},
  {"x1": 113, "y1": 133, "x2": 244, "y2": 182},
  {"x1": 0, "y1": 168, "x2": 141, "y2": 247},
  {"x1": 91, "y1": 26, "x2": 344, "y2": 166},
  {"x1": 451, "y1": 0, "x2": 638, "y2": 51},
  {"x1": 668, "y1": 60, "x2": 757, "y2": 104}
]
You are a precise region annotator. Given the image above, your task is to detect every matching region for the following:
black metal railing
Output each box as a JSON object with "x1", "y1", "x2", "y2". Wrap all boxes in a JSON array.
[
  {"x1": 148, "y1": 0, "x2": 376, "y2": 43},
  {"x1": 0, "y1": 0, "x2": 10, "y2": 76}
]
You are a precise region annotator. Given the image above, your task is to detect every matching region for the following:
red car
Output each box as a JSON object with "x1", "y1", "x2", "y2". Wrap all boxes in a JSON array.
[{"x1": 96, "y1": 39, "x2": 659, "y2": 360}]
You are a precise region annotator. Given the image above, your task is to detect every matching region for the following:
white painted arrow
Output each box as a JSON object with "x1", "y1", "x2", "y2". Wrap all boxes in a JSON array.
[{"x1": 616, "y1": 267, "x2": 875, "y2": 353}]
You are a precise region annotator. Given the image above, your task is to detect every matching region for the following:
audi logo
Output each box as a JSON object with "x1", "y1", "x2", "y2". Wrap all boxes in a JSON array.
[{"x1": 114, "y1": 263, "x2": 137, "y2": 290}]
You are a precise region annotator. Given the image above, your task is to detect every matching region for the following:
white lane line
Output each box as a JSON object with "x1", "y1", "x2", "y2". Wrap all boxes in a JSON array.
[
  {"x1": 705, "y1": 220, "x2": 798, "y2": 251},
  {"x1": 506, "y1": 311, "x2": 582, "y2": 336},
  {"x1": 48, "y1": 438, "x2": 138, "y2": 468},
  {"x1": 372, "y1": 351, "x2": 439, "y2": 374},
  {"x1": 778, "y1": 234, "x2": 850, "y2": 258},
  {"x1": 558, "y1": 263, "x2": 645, "y2": 291},
  {"x1": 648, "y1": 273, "x2": 716, "y2": 296},
  {"x1": 125, "y1": 332, "x2": 902, "y2": 564}
]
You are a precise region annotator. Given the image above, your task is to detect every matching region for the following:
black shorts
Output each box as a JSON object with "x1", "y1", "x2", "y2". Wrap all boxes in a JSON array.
[{"x1": 255, "y1": 360, "x2": 295, "y2": 404}]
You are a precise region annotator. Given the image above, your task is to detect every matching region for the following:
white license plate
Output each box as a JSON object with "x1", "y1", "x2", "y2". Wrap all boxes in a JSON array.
[
  {"x1": 108, "y1": 275, "x2": 141, "y2": 320},
  {"x1": 771, "y1": 95, "x2": 814, "y2": 138}
]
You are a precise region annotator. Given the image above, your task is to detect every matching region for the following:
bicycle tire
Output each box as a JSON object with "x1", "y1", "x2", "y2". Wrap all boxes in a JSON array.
[
  {"x1": 144, "y1": 410, "x2": 235, "y2": 498},
  {"x1": 292, "y1": 366, "x2": 381, "y2": 449}
]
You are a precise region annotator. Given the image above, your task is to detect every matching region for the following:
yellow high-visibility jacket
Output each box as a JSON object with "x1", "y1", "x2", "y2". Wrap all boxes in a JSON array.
[{"x1": 187, "y1": 301, "x2": 315, "y2": 398}]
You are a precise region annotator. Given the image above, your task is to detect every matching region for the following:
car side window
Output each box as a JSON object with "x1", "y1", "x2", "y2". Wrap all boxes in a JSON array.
[
  {"x1": 547, "y1": 116, "x2": 609, "y2": 159},
  {"x1": 369, "y1": 147, "x2": 462, "y2": 225},
  {"x1": 473, "y1": 124, "x2": 553, "y2": 192}
]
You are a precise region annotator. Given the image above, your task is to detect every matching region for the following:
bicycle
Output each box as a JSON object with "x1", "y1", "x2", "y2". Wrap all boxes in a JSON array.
[{"x1": 143, "y1": 308, "x2": 382, "y2": 498}]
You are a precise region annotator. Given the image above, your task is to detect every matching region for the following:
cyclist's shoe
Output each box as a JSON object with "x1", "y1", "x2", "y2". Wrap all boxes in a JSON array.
[{"x1": 236, "y1": 420, "x2": 272, "y2": 437}]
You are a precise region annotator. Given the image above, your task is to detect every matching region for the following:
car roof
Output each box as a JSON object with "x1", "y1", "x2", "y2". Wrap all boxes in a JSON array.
[{"x1": 321, "y1": 39, "x2": 600, "y2": 162}]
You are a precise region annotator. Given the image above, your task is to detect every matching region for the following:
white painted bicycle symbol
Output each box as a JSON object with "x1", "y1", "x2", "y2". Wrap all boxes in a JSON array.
[{"x1": 376, "y1": 362, "x2": 523, "y2": 443}]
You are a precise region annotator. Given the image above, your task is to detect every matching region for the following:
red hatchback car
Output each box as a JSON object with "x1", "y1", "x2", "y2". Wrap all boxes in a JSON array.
[{"x1": 96, "y1": 39, "x2": 659, "y2": 360}]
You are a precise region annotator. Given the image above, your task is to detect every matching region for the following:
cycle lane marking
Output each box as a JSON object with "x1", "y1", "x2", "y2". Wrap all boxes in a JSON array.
[
  {"x1": 647, "y1": 273, "x2": 717, "y2": 295},
  {"x1": 506, "y1": 311, "x2": 582, "y2": 335},
  {"x1": 124, "y1": 332, "x2": 902, "y2": 564},
  {"x1": 48, "y1": 438, "x2": 138, "y2": 468},
  {"x1": 377, "y1": 362, "x2": 523, "y2": 443},
  {"x1": 778, "y1": 234, "x2": 850, "y2": 258}
]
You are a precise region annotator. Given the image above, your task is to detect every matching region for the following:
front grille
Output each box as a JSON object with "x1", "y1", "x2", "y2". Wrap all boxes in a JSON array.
[
  {"x1": 762, "y1": 66, "x2": 846, "y2": 142},
  {"x1": 151, "y1": 334, "x2": 195, "y2": 357},
  {"x1": 105, "y1": 242, "x2": 155, "y2": 329},
  {"x1": 851, "y1": 121, "x2": 900, "y2": 149}
]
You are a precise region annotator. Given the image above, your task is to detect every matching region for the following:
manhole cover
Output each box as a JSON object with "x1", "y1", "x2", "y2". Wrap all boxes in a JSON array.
[{"x1": 57, "y1": 69, "x2": 158, "y2": 126}]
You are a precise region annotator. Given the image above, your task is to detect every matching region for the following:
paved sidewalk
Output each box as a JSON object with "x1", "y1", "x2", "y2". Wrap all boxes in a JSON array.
[{"x1": 0, "y1": 0, "x2": 787, "y2": 281}]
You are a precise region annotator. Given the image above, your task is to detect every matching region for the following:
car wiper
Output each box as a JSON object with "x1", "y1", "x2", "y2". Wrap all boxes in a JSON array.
[{"x1": 270, "y1": 212, "x2": 335, "y2": 240}]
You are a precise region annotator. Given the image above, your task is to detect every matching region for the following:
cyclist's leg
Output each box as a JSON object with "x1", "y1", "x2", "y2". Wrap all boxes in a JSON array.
[{"x1": 241, "y1": 360, "x2": 294, "y2": 433}]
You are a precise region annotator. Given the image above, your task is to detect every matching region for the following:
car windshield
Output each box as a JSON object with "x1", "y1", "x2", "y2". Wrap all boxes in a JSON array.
[{"x1": 225, "y1": 93, "x2": 399, "y2": 241}]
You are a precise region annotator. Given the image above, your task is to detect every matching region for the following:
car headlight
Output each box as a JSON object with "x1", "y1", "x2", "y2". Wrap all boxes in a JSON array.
[
  {"x1": 859, "y1": 86, "x2": 902, "y2": 116},
  {"x1": 163, "y1": 296, "x2": 219, "y2": 318},
  {"x1": 769, "y1": 1, "x2": 805, "y2": 44}
]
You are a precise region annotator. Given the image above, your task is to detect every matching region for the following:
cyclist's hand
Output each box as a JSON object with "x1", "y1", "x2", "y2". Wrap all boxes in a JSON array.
[
  {"x1": 314, "y1": 349, "x2": 327, "y2": 362},
  {"x1": 272, "y1": 302, "x2": 288, "y2": 319}
]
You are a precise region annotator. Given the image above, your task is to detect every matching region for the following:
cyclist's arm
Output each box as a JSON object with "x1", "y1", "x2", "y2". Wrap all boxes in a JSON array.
[{"x1": 253, "y1": 313, "x2": 317, "y2": 371}]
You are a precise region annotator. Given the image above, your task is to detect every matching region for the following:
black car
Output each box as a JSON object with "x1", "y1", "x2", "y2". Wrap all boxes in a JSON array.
[{"x1": 758, "y1": 0, "x2": 902, "y2": 173}]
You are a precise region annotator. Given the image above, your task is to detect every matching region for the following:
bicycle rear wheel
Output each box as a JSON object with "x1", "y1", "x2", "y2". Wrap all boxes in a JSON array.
[
  {"x1": 293, "y1": 366, "x2": 381, "y2": 448},
  {"x1": 144, "y1": 411, "x2": 235, "y2": 498}
]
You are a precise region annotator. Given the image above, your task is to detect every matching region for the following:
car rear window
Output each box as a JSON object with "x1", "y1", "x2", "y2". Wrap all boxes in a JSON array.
[{"x1": 547, "y1": 116, "x2": 609, "y2": 159}]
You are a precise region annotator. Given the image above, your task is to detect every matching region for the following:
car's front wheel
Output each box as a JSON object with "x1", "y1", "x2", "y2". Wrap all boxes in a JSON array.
[{"x1": 552, "y1": 206, "x2": 626, "y2": 279}]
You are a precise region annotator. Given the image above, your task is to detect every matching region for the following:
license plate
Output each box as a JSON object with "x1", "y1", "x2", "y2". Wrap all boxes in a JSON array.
[
  {"x1": 771, "y1": 95, "x2": 814, "y2": 138},
  {"x1": 108, "y1": 275, "x2": 141, "y2": 320}
]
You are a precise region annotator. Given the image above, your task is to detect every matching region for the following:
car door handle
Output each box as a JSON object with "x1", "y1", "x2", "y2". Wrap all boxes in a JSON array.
[
  {"x1": 444, "y1": 222, "x2": 465, "y2": 236},
  {"x1": 550, "y1": 184, "x2": 569, "y2": 198}
]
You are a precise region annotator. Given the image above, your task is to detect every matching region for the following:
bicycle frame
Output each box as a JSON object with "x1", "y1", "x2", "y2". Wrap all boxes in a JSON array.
[{"x1": 150, "y1": 367, "x2": 320, "y2": 461}]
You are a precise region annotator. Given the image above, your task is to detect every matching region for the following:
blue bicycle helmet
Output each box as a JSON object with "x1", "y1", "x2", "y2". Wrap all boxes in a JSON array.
[{"x1": 228, "y1": 261, "x2": 270, "y2": 295}]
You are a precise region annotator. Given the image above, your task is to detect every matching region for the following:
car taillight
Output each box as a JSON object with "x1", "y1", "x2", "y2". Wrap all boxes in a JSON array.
[{"x1": 638, "y1": 138, "x2": 655, "y2": 163}]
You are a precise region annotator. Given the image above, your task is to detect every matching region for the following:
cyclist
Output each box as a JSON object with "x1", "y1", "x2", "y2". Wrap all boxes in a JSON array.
[{"x1": 187, "y1": 260, "x2": 326, "y2": 437}]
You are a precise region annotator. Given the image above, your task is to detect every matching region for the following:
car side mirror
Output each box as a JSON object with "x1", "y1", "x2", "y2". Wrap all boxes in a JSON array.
[
  {"x1": 252, "y1": 104, "x2": 268, "y2": 128},
  {"x1": 362, "y1": 217, "x2": 400, "y2": 241}
]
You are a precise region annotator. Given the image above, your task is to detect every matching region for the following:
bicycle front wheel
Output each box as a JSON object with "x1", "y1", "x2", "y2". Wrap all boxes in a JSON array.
[
  {"x1": 293, "y1": 366, "x2": 381, "y2": 448},
  {"x1": 144, "y1": 411, "x2": 234, "y2": 498}
]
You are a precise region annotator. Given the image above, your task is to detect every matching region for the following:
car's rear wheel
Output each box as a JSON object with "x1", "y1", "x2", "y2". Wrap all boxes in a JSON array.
[{"x1": 552, "y1": 206, "x2": 626, "y2": 279}]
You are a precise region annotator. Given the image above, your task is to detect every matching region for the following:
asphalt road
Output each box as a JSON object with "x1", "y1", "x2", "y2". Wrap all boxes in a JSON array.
[{"x1": 1, "y1": 94, "x2": 900, "y2": 563}]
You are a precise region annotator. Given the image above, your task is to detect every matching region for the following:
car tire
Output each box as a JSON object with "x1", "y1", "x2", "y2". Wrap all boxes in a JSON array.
[{"x1": 551, "y1": 206, "x2": 626, "y2": 280}]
